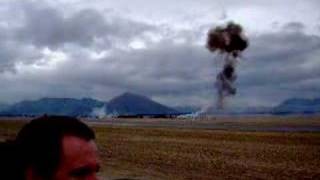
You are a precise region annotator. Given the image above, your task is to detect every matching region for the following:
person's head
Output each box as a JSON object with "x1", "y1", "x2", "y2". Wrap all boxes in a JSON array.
[{"x1": 14, "y1": 115, "x2": 100, "y2": 180}]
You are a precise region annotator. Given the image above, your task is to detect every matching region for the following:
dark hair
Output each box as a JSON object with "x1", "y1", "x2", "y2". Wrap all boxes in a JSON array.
[
  {"x1": 0, "y1": 140, "x2": 20, "y2": 179},
  {"x1": 4, "y1": 116, "x2": 95, "y2": 180}
]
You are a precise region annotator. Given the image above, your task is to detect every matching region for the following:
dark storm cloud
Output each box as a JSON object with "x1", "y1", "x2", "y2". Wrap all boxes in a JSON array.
[
  {"x1": 235, "y1": 31, "x2": 320, "y2": 105},
  {"x1": 16, "y1": 3, "x2": 154, "y2": 48},
  {"x1": 0, "y1": 1, "x2": 154, "y2": 73},
  {"x1": 0, "y1": 42, "x2": 17, "y2": 72},
  {"x1": 0, "y1": 35, "x2": 43, "y2": 72},
  {"x1": 0, "y1": 25, "x2": 215, "y2": 104},
  {"x1": 52, "y1": 39, "x2": 213, "y2": 97}
]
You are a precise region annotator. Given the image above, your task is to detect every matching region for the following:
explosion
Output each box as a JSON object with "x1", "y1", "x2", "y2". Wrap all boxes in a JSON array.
[{"x1": 206, "y1": 22, "x2": 249, "y2": 109}]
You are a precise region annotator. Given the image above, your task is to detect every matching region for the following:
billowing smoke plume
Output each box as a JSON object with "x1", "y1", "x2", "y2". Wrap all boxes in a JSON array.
[
  {"x1": 207, "y1": 22, "x2": 248, "y2": 54},
  {"x1": 206, "y1": 22, "x2": 249, "y2": 109}
]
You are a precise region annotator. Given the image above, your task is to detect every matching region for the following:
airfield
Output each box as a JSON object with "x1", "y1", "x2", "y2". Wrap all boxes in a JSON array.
[{"x1": 1, "y1": 115, "x2": 320, "y2": 179}]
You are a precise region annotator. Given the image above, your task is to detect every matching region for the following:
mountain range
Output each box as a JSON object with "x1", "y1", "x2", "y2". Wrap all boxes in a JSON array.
[
  {"x1": 0, "y1": 93, "x2": 179, "y2": 117},
  {"x1": 0, "y1": 98, "x2": 104, "y2": 117},
  {"x1": 0, "y1": 93, "x2": 319, "y2": 117},
  {"x1": 272, "y1": 98, "x2": 320, "y2": 114},
  {"x1": 204, "y1": 98, "x2": 320, "y2": 115},
  {"x1": 106, "y1": 93, "x2": 179, "y2": 116}
]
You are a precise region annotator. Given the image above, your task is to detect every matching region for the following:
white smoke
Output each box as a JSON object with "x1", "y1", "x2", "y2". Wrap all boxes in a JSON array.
[{"x1": 91, "y1": 105, "x2": 107, "y2": 119}]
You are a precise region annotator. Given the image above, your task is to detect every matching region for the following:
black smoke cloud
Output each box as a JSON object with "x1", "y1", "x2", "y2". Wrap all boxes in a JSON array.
[
  {"x1": 206, "y1": 22, "x2": 249, "y2": 109},
  {"x1": 206, "y1": 22, "x2": 248, "y2": 54}
]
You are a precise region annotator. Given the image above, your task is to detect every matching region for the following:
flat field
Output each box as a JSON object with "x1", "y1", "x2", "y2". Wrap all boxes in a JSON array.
[{"x1": 1, "y1": 116, "x2": 320, "y2": 179}]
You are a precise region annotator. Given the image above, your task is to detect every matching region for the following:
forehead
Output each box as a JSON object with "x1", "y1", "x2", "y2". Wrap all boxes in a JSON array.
[
  {"x1": 62, "y1": 136, "x2": 97, "y2": 153},
  {"x1": 60, "y1": 135, "x2": 99, "y2": 167}
]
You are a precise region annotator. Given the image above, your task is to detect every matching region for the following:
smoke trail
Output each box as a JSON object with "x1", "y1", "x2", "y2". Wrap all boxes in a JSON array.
[{"x1": 206, "y1": 22, "x2": 249, "y2": 109}]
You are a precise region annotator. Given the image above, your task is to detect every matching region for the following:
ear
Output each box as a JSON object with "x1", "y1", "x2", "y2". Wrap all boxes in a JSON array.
[{"x1": 25, "y1": 167, "x2": 44, "y2": 180}]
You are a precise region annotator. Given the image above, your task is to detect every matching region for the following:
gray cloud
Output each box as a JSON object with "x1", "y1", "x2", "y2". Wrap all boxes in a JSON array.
[
  {"x1": 16, "y1": 3, "x2": 154, "y2": 49},
  {"x1": 235, "y1": 31, "x2": 320, "y2": 105},
  {"x1": 241, "y1": 32, "x2": 320, "y2": 86},
  {"x1": 282, "y1": 22, "x2": 305, "y2": 32},
  {"x1": 0, "y1": 1, "x2": 155, "y2": 72}
]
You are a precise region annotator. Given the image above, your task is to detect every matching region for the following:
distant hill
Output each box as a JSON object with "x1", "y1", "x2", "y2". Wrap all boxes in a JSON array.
[
  {"x1": 177, "y1": 98, "x2": 320, "y2": 115},
  {"x1": 0, "y1": 93, "x2": 180, "y2": 117},
  {"x1": 1, "y1": 95, "x2": 319, "y2": 117},
  {"x1": 106, "y1": 92, "x2": 179, "y2": 116},
  {"x1": 273, "y1": 98, "x2": 320, "y2": 114},
  {"x1": 0, "y1": 98, "x2": 104, "y2": 117}
]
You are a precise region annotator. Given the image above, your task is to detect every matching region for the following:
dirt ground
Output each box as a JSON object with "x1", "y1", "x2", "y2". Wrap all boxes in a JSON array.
[{"x1": 1, "y1": 116, "x2": 320, "y2": 179}]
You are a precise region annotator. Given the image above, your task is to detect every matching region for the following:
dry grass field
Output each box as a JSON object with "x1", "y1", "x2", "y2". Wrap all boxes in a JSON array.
[{"x1": 1, "y1": 116, "x2": 320, "y2": 179}]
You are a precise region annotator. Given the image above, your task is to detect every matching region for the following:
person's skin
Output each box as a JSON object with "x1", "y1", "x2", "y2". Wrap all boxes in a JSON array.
[{"x1": 53, "y1": 135, "x2": 101, "y2": 180}]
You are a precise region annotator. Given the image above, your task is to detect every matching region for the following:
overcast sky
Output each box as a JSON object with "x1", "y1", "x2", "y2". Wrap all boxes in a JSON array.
[{"x1": 0, "y1": 0, "x2": 320, "y2": 108}]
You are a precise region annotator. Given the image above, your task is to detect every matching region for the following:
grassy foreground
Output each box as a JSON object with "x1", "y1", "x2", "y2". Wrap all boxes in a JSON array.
[{"x1": 1, "y1": 119, "x2": 320, "y2": 179}]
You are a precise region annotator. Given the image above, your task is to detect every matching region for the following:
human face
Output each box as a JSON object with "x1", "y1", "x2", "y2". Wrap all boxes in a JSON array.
[{"x1": 53, "y1": 136, "x2": 101, "y2": 180}]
